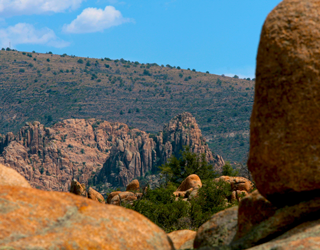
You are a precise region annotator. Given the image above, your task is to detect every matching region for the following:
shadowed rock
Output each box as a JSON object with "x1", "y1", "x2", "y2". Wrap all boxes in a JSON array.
[{"x1": 193, "y1": 206, "x2": 238, "y2": 249}]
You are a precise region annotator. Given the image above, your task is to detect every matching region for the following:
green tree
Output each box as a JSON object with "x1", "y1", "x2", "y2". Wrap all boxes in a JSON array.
[
  {"x1": 222, "y1": 162, "x2": 239, "y2": 176},
  {"x1": 77, "y1": 59, "x2": 84, "y2": 64},
  {"x1": 159, "y1": 147, "x2": 218, "y2": 186}
]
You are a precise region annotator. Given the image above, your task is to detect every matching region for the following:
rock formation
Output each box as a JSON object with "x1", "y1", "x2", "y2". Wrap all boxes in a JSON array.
[
  {"x1": 248, "y1": 0, "x2": 320, "y2": 206},
  {"x1": 0, "y1": 113, "x2": 224, "y2": 191},
  {"x1": 96, "y1": 112, "x2": 224, "y2": 188}
]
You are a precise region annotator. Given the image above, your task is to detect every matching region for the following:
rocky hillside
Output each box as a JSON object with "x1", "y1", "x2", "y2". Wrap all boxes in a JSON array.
[
  {"x1": 0, "y1": 49, "x2": 254, "y2": 162},
  {"x1": 0, "y1": 112, "x2": 224, "y2": 191}
]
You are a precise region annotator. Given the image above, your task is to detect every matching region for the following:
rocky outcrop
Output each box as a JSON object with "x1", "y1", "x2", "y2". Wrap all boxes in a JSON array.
[
  {"x1": 0, "y1": 113, "x2": 224, "y2": 191},
  {"x1": 96, "y1": 112, "x2": 224, "y2": 188},
  {"x1": 0, "y1": 185, "x2": 174, "y2": 249},
  {"x1": 0, "y1": 119, "x2": 113, "y2": 191},
  {"x1": 158, "y1": 112, "x2": 224, "y2": 171},
  {"x1": 0, "y1": 163, "x2": 32, "y2": 188},
  {"x1": 248, "y1": 0, "x2": 320, "y2": 206},
  {"x1": 167, "y1": 230, "x2": 196, "y2": 250}
]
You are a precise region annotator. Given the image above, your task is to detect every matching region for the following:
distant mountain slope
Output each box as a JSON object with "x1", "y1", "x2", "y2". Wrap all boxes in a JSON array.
[
  {"x1": 0, "y1": 113, "x2": 224, "y2": 191},
  {"x1": 0, "y1": 49, "x2": 254, "y2": 162}
]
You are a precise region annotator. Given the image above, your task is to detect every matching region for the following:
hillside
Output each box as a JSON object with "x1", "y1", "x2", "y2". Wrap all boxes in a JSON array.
[{"x1": 0, "y1": 49, "x2": 255, "y2": 162}]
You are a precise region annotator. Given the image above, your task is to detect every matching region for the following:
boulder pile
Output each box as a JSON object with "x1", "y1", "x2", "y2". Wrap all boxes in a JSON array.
[{"x1": 107, "y1": 179, "x2": 143, "y2": 206}]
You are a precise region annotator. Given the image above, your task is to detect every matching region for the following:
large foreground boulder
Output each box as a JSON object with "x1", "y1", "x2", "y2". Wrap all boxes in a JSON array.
[
  {"x1": 249, "y1": 0, "x2": 320, "y2": 206},
  {"x1": 0, "y1": 163, "x2": 31, "y2": 188},
  {"x1": 0, "y1": 185, "x2": 174, "y2": 249}
]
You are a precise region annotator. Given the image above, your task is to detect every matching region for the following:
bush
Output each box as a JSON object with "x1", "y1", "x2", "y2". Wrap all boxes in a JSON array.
[
  {"x1": 143, "y1": 69, "x2": 151, "y2": 76},
  {"x1": 86, "y1": 61, "x2": 91, "y2": 66},
  {"x1": 47, "y1": 58, "x2": 50, "y2": 62},
  {"x1": 19, "y1": 69, "x2": 25, "y2": 73},
  {"x1": 222, "y1": 162, "x2": 239, "y2": 176},
  {"x1": 233, "y1": 75, "x2": 239, "y2": 79},
  {"x1": 77, "y1": 59, "x2": 84, "y2": 64}
]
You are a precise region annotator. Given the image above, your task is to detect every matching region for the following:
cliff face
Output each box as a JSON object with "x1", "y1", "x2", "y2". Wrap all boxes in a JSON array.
[
  {"x1": 0, "y1": 113, "x2": 224, "y2": 190},
  {"x1": 97, "y1": 112, "x2": 225, "y2": 187}
]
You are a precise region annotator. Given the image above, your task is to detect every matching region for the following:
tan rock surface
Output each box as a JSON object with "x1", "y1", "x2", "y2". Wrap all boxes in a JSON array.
[
  {"x1": 0, "y1": 163, "x2": 31, "y2": 188},
  {"x1": 248, "y1": 0, "x2": 320, "y2": 206},
  {"x1": 176, "y1": 174, "x2": 202, "y2": 192},
  {"x1": 126, "y1": 179, "x2": 140, "y2": 191},
  {"x1": 193, "y1": 206, "x2": 238, "y2": 249},
  {"x1": 0, "y1": 185, "x2": 174, "y2": 250},
  {"x1": 167, "y1": 230, "x2": 196, "y2": 250},
  {"x1": 88, "y1": 187, "x2": 105, "y2": 203}
]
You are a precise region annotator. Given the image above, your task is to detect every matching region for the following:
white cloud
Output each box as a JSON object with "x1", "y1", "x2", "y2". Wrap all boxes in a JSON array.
[
  {"x1": 0, "y1": 23, "x2": 70, "y2": 48},
  {"x1": 0, "y1": 0, "x2": 84, "y2": 16},
  {"x1": 63, "y1": 6, "x2": 132, "y2": 34}
]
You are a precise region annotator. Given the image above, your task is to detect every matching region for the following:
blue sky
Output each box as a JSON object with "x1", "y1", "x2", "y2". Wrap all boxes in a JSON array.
[{"x1": 0, "y1": 0, "x2": 282, "y2": 78}]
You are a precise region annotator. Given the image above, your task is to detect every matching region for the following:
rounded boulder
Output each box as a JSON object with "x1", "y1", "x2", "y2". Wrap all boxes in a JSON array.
[{"x1": 249, "y1": 0, "x2": 320, "y2": 206}]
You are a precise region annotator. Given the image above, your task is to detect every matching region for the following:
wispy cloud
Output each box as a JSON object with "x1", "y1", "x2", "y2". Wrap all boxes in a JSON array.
[
  {"x1": 62, "y1": 6, "x2": 132, "y2": 34},
  {"x1": 214, "y1": 66, "x2": 256, "y2": 79},
  {"x1": 0, "y1": 0, "x2": 84, "y2": 17},
  {"x1": 0, "y1": 23, "x2": 70, "y2": 48}
]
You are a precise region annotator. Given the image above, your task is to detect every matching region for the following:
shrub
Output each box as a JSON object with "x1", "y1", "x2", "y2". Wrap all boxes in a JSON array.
[
  {"x1": 179, "y1": 73, "x2": 183, "y2": 78},
  {"x1": 233, "y1": 75, "x2": 239, "y2": 79},
  {"x1": 77, "y1": 59, "x2": 84, "y2": 64},
  {"x1": 143, "y1": 69, "x2": 151, "y2": 76},
  {"x1": 47, "y1": 58, "x2": 50, "y2": 62},
  {"x1": 19, "y1": 69, "x2": 25, "y2": 73},
  {"x1": 222, "y1": 162, "x2": 239, "y2": 176},
  {"x1": 86, "y1": 61, "x2": 91, "y2": 66}
]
